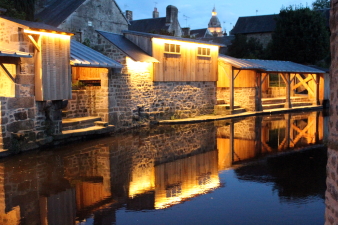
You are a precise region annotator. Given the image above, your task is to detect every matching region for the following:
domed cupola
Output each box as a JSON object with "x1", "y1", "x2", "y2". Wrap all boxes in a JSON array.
[{"x1": 207, "y1": 7, "x2": 223, "y2": 37}]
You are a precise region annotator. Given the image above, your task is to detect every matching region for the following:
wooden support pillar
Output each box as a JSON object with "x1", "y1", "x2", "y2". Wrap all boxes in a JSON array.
[
  {"x1": 290, "y1": 73, "x2": 295, "y2": 97},
  {"x1": 230, "y1": 67, "x2": 235, "y2": 111},
  {"x1": 313, "y1": 74, "x2": 319, "y2": 105},
  {"x1": 285, "y1": 73, "x2": 291, "y2": 108},
  {"x1": 256, "y1": 72, "x2": 262, "y2": 111},
  {"x1": 255, "y1": 116, "x2": 263, "y2": 153}
]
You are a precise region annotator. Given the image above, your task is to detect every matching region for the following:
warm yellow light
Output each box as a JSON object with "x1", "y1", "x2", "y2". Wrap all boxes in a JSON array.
[
  {"x1": 24, "y1": 29, "x2": 72, "y2": 38},
  {"x1": 126, "y1": 57, "x2": 152, "y2": 73},
  {"x1": 152, "y1": 38, "x2": 219, "y2": 52},
  {"x1": 212, "y1": 11, "x2": 217, "y2": 16},
  {"x1": 129, "y1": 165, "x2": 155, "y2": 197},
  {"x1": 154, "y1": 176, "x2": 220, "y2": 209},
  {"x1": 0, "y1": 65, "x2": 15, "y2": 97}
]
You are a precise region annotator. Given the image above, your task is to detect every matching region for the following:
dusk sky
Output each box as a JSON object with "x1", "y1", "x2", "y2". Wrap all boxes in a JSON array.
[{"x1": 116, "y1": 0, "x2": 313, "y2": 32}]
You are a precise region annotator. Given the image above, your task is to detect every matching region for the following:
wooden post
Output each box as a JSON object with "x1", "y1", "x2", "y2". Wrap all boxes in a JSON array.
[
  {"x1": 285, "y1": 113, "x2": 291, "y2": 149},
  {"x1": 285, "y1": 73, "x2": 291, "y2": 108},
  {"x1": 313, "y1": 73, "x2": 319, "y2": 105},
  {"x1": 230, "y1": 67, "x2": 235, "y2": 111}
]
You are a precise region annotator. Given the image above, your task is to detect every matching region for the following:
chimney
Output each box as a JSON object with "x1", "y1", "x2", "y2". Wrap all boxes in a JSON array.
[
  {"x1": 166, "y1": 5, "x2": 178, "y2": 25},
  {"x1": 125, "y1": 10, "x2": 133, "y2": 21},
  {"x1": 153, "y1": 7, "x2": 159, "y2": 18},
  {"x1": 182, "y1": 27, "x2": 190, "y2": 36}
]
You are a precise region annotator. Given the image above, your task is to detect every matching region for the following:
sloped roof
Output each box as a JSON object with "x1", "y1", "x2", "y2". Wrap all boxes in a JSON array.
[
  {"x1": 219, "y1": 55, "x2": 325, "y2": 73},
  {"x1": 231, "y1": 14, "x2": 277, "y2": 35},
  {"x1": 35, "y1": 0, "x2": 129, "y2": 27},
  {"x1": 123, "y1": 30, "x2": 225, "y2": 47},
  {"x1": 35, "y1": 0, "x2": 86, "y2": 27},
  {"x1": 70, "y1": 40, "x2": 122, "y2": 68},
  {"x1": 96, "y1": 30, "x2": 159, "y2": 63},
  {"x1": 0, "y1": 48, "x2": 32, "y2": 58},
  {"x1": 129, "y1": 17, "x2": 169, "y2": 33},
  {"x1": 200, "y1": 36, "x2": 235, "y2": 46},
  {"x1": 190, "y1": 28, "x2": 207, "y2": 38},
  {"x1": 0, "y1": 15, "x2": 71, "y2": 34}
]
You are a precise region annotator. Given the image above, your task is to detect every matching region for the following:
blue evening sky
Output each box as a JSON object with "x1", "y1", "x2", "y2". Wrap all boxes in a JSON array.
[{"x1": 116, "y1": 0, "x2": 313, "y2": 32}]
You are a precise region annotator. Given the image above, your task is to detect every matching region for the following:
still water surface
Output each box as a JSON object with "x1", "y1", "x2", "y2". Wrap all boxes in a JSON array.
[{"x1": 0, "y1": 111, "x2": 328, "y2": 224}]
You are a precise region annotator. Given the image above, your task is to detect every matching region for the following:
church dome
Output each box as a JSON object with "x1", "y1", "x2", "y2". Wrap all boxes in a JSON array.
[{"x1": 208, "y1": 7, "x2": 221, "y2": 28}]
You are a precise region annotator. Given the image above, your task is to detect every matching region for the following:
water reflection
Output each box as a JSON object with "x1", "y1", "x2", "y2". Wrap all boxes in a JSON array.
[{"x1": 0, "y1": 111, "x2": 327, "y2": 224}]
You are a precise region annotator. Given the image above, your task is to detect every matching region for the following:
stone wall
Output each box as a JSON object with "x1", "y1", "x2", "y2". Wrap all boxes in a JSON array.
[
  {"x1": 327, "y1": 2, "x2": 338, "y2": 224},
  {"x1": 217, "y1": 87, "x2": 256, "y2": 111},
  {"x1": 246, "y1": 32, "x2": 272, "y2": 49},
  {"x1": 58, "y1": 0, "x2": 128, "y2": 47}
]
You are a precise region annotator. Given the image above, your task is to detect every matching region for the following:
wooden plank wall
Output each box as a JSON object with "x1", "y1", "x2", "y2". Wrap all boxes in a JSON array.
[
  {"x1": 37, "y1": 35, "x2": 71, "y2": 101},
  {"x1": 124, "y1": 33, "x2": 152, "y2": 55},
  {"x1": 217, "y1": 61, "x2": 256, "y2": 87},
  {"x1": 152, "y1": 38, "x2": 218, "y2": 81},
  {"x1": 72, "y1": 67, "x2": 107, "y2": 82}
]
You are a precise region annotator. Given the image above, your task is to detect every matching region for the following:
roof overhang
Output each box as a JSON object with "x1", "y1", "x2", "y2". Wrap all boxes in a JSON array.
[{"x1": 0, "y1": 49, "x2": 33, "y2": 58}]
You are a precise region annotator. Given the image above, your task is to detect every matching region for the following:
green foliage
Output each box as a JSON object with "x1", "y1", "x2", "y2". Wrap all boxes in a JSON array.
[
  {"x1": 312, "y1": 0, "x2": 330, "y2": 10},
  {"x1": 72, "y1": 81, "x2": 86, "y2": 90},
  {"x1": 269, "y1": 6, "x2": 329, "y2": 65},
  {"x1": 0, "y1": 0, "x2": 35, "y2": 20},
  {"x1": 82, "y1": 38, "x2": 91, "y2": 47},
  {"x1": 227, "y1": 34, "x2": 264, "y2": 59}
]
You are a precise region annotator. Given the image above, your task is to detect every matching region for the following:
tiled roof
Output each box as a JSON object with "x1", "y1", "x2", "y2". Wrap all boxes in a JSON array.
[
  {"x1": 96, "y1": 30, "x2": 159, "y2": 63},
  {"x1": 190, "y1": 28, "x2": 207, "y2": 38},
  {"x1": 219, "y1": 55, "x2": 325, "y2": 73},
  {"x1": 70, "y1": 40, "x2": 122, "y2": 68},
  {"x1": 129, "y1": 17, "x2": 169, "y2": 34}
]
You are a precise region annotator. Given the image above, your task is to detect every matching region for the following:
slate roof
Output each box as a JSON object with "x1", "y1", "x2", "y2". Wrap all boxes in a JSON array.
[
  {"x1": 123, "y1": 30, "x2": 225, "y2": 47},
  {"x1": 219, "y1": 54, "x2": 325, "y2": 73},
  {"x1": 190, "y1": 28, "x2": 207, "y2": 38},
  {"x1": 70, "y1": 40, "x2": 122, "y2": 68},
  {"x1": 200, "y1": 36, "x2": 235, "y2": 46},
  {"x1": 129, "y1": 17, "x2": 169, "y2": 33},
  {"x1": 231, "y1": 8, "x2": 330, "y2": 35},
  {"x1": 96, "y1": 30, "x2": 159, "y2": 63},
  {"x1": 35, "y1": 0, "x2": 85, "y2": 27},
  {"x1": 0, "y1": 48, "x2": 32, "y2": 58},
  {"x1": 231, "y1": 14, "x2": 277, "y2": 35},
  {"x1": 0, "y1": 15, "x2": 71, "y2": 34},
  {"x1": 35, "y1": 0, "x2": 129, "y2": 27}
]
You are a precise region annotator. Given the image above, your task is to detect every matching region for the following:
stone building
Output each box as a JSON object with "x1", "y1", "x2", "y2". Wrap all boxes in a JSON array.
[
  {"x1": 92, "y1": 30, "x2": 223, "y2": 128},
  {"x1": 230, "y1": 9, "x2": 330, "y2": 48},
  {"x1": 128, "y1": 5, "x2": 183, "y2": 37},
  {"x1": 0, "y1": 16, "x2": 73, "y2": 152},
  {"x1": 34, "y1": 0, "x2": 129, "y2": 47}
]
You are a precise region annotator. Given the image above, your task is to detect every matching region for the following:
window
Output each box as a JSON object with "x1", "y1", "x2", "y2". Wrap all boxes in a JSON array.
[
  {"x1": 164, "y1": 43, "x2": 180, "y2": 54},
  {"x1": 197, "y1": 47, "x2": 211, "y2": 57},
  {"x1": 269, "y1": 73, "x2": 286, "y2": 87}
]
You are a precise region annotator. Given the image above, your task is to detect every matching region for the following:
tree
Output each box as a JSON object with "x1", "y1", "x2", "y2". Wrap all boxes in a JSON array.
[
  {"x1": 269, "y1": 6, "x2": 329, "y2": 65},
  {"x1": 312, "y1": 0, "x2": 330, "y2": 10},
  {"x1": 0, "y1": 0, "x2": 35, "y2": 21},
  {"x1": 227, "y1": 34, "x2": 263, "y2": 59}
]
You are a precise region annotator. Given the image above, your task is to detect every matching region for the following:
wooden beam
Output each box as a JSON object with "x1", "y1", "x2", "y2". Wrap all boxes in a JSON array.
[
  {"x1": 260, "y1": 73, "x2": 269, "y2": 85},
  {"x1": 27, "y1": 34, "x2": 41, "y2": 52},
  {"x1": 0, "y1": 63, "x2": 15, "y2": 82},
  {"x1": 230, "y1": 67, "x2": 235, "y2": 111},
  {"x1": 295, "y1": 74, "x2": 315, "y2": 97},
  {"x1": 292, "y1": 76, "x2": 313, "y2": 90}
]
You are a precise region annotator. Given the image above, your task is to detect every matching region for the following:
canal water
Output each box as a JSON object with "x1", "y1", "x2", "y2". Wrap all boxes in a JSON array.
[{"x1": 0, "y1": 111, "x2": 329, "y2": 224}]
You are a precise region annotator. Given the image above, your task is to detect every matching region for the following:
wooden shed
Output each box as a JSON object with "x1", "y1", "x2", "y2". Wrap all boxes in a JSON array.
[
  {"x1": 217, "y1": 55, "x2": 326, "y2": 113},
  {"x1": 0, "y1": 16, "x2": 73, "y2": 101}
]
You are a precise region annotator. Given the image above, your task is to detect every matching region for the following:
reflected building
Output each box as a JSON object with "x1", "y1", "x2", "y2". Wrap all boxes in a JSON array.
[{"x1": 0, "y1": 112, "x2": 327, "y2": 224}]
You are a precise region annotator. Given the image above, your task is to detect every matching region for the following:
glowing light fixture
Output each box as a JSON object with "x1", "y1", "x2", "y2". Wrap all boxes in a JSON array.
[{"x1": 24, "y1": 29, "x2": 72, "y2": 38}]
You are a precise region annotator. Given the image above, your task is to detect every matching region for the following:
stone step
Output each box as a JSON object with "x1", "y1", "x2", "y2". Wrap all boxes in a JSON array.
[
  {"x1": 292, "y1": 102, "x2": 313, "y2": 107},
  {"x1": 62, "y1": 116, "x2": 102, "y2": 131},
  {"x1": 214, "y1": 104, "x2": 241, "y2": 110},
  {"x1": 94, "y1": 121, "x2": 108, "y2": 127},
  {"x1": 217, "y1": 99, "x2": 226, "y2": 104},
  {"x1": 261, "y1": 98, "x2": 286, "y2": 104},
  {"x1": 262, "y1": 103, "x2": 285, "y2": 110},
  {"x1": 214, "y1": 107, "x2": 246, "y2": 115}
]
